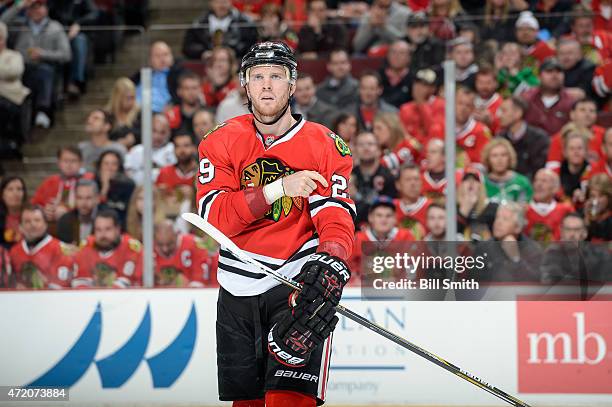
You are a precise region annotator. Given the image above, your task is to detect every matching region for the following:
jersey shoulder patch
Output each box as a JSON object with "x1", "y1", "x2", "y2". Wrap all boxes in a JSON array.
[
  {"x1": 127, "y1": 237, "x2": 142, "y2": 253},
  {"x1": 326, "y1": 132, "x2": 352, "y2": 157}
]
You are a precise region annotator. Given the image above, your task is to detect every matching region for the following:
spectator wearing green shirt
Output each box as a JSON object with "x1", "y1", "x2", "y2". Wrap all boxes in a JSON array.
[{"x1": 482, "y1": 138, "x2": 533, "y2": 204}]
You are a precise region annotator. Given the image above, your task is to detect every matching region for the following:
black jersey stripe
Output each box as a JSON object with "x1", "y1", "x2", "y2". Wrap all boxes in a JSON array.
[
  {"x1": 217, "y1": 262, "x2": 267, "y2": 279},
  {"x1": 199, "y1": 190, "x2": 222, "y2": 218},
  {"x1": 309, "y1": 197, "x2": 357, "y2": 221},
  {"x1": 219, "y1": 248, "x2": 282, "y2": 271}
]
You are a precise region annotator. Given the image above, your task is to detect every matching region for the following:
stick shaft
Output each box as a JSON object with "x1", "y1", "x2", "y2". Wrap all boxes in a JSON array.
[{"x1": 182, "y1": 213, "x2": 531, "y2": 407}]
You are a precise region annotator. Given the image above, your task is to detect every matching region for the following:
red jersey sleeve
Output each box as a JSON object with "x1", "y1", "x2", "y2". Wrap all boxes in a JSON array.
[{"x1": 47, "y1": 241, "x2": 75, "y2": 288}]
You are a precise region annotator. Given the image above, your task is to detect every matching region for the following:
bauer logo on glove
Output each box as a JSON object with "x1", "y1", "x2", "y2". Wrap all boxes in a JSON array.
[{"x1": 293, "y1": 253, "x2": 351, "y2": 306}]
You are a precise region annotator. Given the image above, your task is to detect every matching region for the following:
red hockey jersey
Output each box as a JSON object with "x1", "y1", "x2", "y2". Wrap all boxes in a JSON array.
[
  {"x1": 475, "y1": 93, "x2": 502, "y2": 135},
  {"x1": 154, "y1": 233, "x2": 215, "y2": 287},
  {"x1": 421, "y1": 171, "x2": 447, "y2": 200},
  {"x1": 156, "y1": 164, "x2": 197, "y2": 190},
  {"x1": 523, "y1": 41, "x2": 556, "y2": 66},
  {"x1": 582, "y1": 160, "x2": 612, "y2": 181},
  {"x1": 431, "y1": 118, "x2": 492, "y2": 169},
  {"x1": 201, "y1": 80, "x2": 238, "y2": 107},
  {"x1": 393, "y1": 197, "x2": 432, "y2": 240},
  {"x1": 10, "y1": 235, "x2": 75, "y2": 289},
  {"x1": 196, "y1": 114, "x2": 355, "y2": 296},
  {"x1": 399, "y1": 96, "x2": 445, "y2": 145},
  {"x1": 31, "y1": 173, "x2": 95, "y2": 209},
  {"x1": 525, "y1": 200, "x2": 575, "y2": 242},
  {"x1": 73, "y1": 234, "x2": 143, "y2": 288},
  {"x1": 381, "y1": 136, "x2": 423, "y2": 173},
  {"x1": 546, "y1": 126, "x2": 605, "y2": 171}
]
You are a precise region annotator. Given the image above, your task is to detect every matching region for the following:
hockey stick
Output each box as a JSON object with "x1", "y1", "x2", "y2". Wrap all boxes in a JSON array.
[{"x1": 182, "y1": 212, "x2": 531, "y2": 407}]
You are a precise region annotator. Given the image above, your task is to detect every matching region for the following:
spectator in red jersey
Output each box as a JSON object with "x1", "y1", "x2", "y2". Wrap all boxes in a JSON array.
[
  {"x1": 558, "y1": 131, "x2": 590, "y2": 206},
  {"x1": 585, "y1": 128, "x2": 612, "y2": 180},
  {"x1": 332, "y1": 112, "x2": 359, "y2": 146},
  {"x1": 56, "y1": 179, "x2": 102, "y2": 245},
  {"x1": 95, "y1": 150, "x2": 136, "y2": 228},
  {"x1": 403, "y1": 12, "x2": 446, "y2": 72},
  {"x1": 200, "y1": 46, "x2": 238, "y2": 108},
  {"x1": 166, "y1": 71, "x2": 206, "y2": 138},
  {"x1": 449, "y1": 38, "x2": 478, "y2": 90},
  {"x1": 522, "y1": 58, "x2": 577, "y2": 136},
  {"x1": 352, "y1": 0, "x2": 406, "y2": 56},
  {"x1": 293, "y1": 72, "x2": 336, "y2": 128},
  {"x1": 105, "y1": 77, "x2": 140, "y2": 149},
  {"x1": 457, "y1": 168, "x2": 498, "y2": 241},
  {"x1": 256, "y1": 3, "x2": 298, "y2": 51},
  {"x1": 496, "y1": 96, "x2": 549, "y2": 180},
  {"x1": 32, "y1": 146, "x2": 93, "y2": 222},
  {"x1": 546, "y1": 99, "x2": 605, "y2": 171},
  {"x1": 525, "y1": 168, "x2": 574, "y2": 242},
  {"x1": 514, "y1": 11, "x2": 555, "y2": 67},
  {"x1": 592, "y1": 60, "x2": 612, "y2": 110},
  {"x1": 10, "y1": 204, "x2": 74, "y2": 289},
  {"x1": 399, "y1": 68, "x2": 444, "y2": 145},
  {"x1": 351, "y1": 71, "x2": 398, "y2": 131},
  {"x1": 474, "y1": 66, "x2": 502, "y2": 135},
  {"x1": 567, "y1": 6, "x2": 612, "y2": 66},
  {"x1": 297, "y1": 0, "x2": 348, "y2": 59},
  {"x1": 73, "y1": 209, "x2": 142, "y2": 288},
  {"x1": 557, "y1": 39, "x2": 596, "y2": 99},
  {"x1": 316, "y1": 49, "x2": 359, "y2": 111},
  {"x1": 379, "y1": 40, "x2": 414, "y2": 108},
  {"x1": 232, "y1": 0, "x2": 281, "y2": 20},
  {"x1": 583, "y1": 174, "x2": 611, "y2": 241},
  {"x1": 0, "y1": 176, "x2": 27, "y2": 249},
  {"x1": 421, "y1": 139, "x2": 447, "y2": 200},
  {"x1": 156, "y1": 133, "x2": 198, "y2": 192},
  {"x1": 375, "y1": 111, "x2": 422, "y2": 175},
  {"x1": 394, "y1": 163, "x2": 432, "y2": 239},
  {"x1": 154, "y1": 219, "x2": 213, "y2": 287},
  {"x1": 591, "y1": 0, "x2": 612, "y2": 32}
]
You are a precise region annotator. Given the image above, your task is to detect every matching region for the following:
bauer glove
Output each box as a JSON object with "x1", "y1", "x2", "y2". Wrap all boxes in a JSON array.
[{"x1": 292, "y1": 253, "x2": 351, "y2": 307}]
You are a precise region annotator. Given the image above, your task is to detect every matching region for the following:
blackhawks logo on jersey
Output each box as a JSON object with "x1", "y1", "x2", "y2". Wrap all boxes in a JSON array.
[
  {"x1": 158, "y1": 266, "x2": 186, "y2": 287},
  {"x1": 240, "y1": 158, "x2": 304, "y2": 222},
  {"x1": 327, "y1": 132, "x2": 351, "y2": 157},
  {"x1": 20, "y1": 261, "x2": 46, "y2": 289},
  {"x1": 93, "y1": 262, "x2": 117, "y2": 287}
]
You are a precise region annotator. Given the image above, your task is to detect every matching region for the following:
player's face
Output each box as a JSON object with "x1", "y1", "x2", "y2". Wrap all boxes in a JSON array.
[
  {"x1": 560, "y1": 216, "x2": 587, "y2": 242},
  {"x1": 327, "y1": 52, "x2": 350, "y2": 79},
  {"x1": 173, "y1": 136, "x2": 196, "y2": 163},
  {"x1": 455, "y1": 91, "x2": 474, "y2": 125},
  {"x1": 94, "y1": 217, "x2": 121, "y2": 250},
  {"x1": 178, "y1": 78, "x2": 202, "y2": 106},
  {"x1": 359, "y1": 76, "x2": 381, "y2": 106},
  {"x1": 425, "y1": 140, "x2": 444, "y2": 170},
  {"x1": 397, "y1": 169, "x2": 422, "y2": 200},
  {"x1": 532, "y1": 170, "x2": 556, "y2": 201},
  {"x1": 58, "y1": 151, "x2": 82, "y2": 178},
  {"x1": 154, "y1": 229, "x2": 177, "y2": 257},
  {"x1": 193, "y1": 111, "x2": 215, "y2": 137},
  {"x1": 488, "y1": 145, "x2": 511, "y2": 174},
  {"x1": 493, "y1": 207, "x2": 520, "y2": 239},
  {"x1": 20, "y1": 209, "x2": 47, "y2": 241},
  {"x1": 75, "y1": 185, "x2": 99, "y2": 217},
  {"x1": 369, "y1": 206, "x2": 396, "y2": 236},
  {"x1": 426, "y1": 207, "x2": 446, "y2": 238},
  {"x1": 565, "y1": 137, "x2": 586, "y2": 166},
  {"x1": 570, "y1": 102, "x2": 597, "y2": 127},
  {"x1": 246, "y1": 65, "x2": 294, "y2": 120},
  {"x1": 475, "y1": 74, "x2": 497, "y2": 99},
  {"x1": 294, "y1": 77, "x2": 316, "y2": 106},
  {"x1": 2, "y1": 179, "x2": 24, "y2": 209}
]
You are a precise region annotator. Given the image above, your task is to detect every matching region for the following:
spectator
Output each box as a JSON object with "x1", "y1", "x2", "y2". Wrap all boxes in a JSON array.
[
  {"x1": 495, "y1": 42, "x2": 540, "y2": 96},
  {"x1": 557, "y1": 39, "x2": 596, "y2": 98},
  {"x1": 0, "y1": 244, "x2": 11, "y2": 288},
  {"x1": 32, "y1": 146, "x2": 93, "y2": 222},
  {"x1": 125, "y1": 113, "x2": 176, "y2": 185},
  {"x1": 297, "y1": 0, "x2": 347, "y2": 58},
  {"x1": 547, "y1": 99, "x2": 606, "y2": 171},
  {"x1": 166, "y1": 71, "x2": 205, "y2": 138},
  {"x1": 105, "y1": 77, "x2": 140, "y2": 149},
  {"x1": 78, "y1": 109, "x2": 126, "y2": 171},
  {"x1": 592, "y1": 0, "x2": 612, "y2": 32},
  {"x1": 156, "y1": 133, "x2": 198, "y2": 192},
  {"x1": 583, "y1": 174, "x2": 611, "y2": 241},
  {"x1": 193, "y1": 108, "x2": 217, "y2": 138},
  {"x1": 427, "y1": 0, "x2": 464, "y2": 41},
  {"x1": 215, "y1": 85, "x2": 248, "y2": 124},
  {"x1": 316, "y1": 49, "x2": 359, "y2": 110},
  {"x1": 332, "y1": 112, "x2": 359, "y2": 146},
  {"x1": 404, "y1": 11, "x2": 446, "y2": 72},
  {"x1": 95, "y1": 149, "x2": 135, "y2": 229},
  {"x1": 473, "y1": 67, "x2": 502, "y2": 135},
  {"x1": 514, "y1": 11, "x2": 555, "y2": 67},
  {"x1": 424, "y1": 202, "x2": 464, "y2": 241},
  {"x1": 201, "y1": 46, "x2": 238, "y2": 108},
  {"x1": 376, "y1": 111, "x2": 422, "y2": 174},
  {"x1": 125, "y1": 186, "x2": 166, "y2": 241},
  {"x1": 352, "y1": 0, "x2": 404, "y2": 56},
  {"x1": 55, "y1": 178, "x2": 100, "y2": 245},
  {"x1": 232, "y1": 0, "x2": 281, "y2": 20},
  {"x1": 480, "y1": 0, "x2": 521, "y2": 44},
  {"x1": 483, "y1": 138, "x2": 532, "y2": 203},
  {"x1": 567, "y1": 6, "x2": 612, "y2": 66},
  {"x1": 154, "y1": 219, "x2": 212, "y2": 287},
  {"x1": 0, "y1": 176, "x2": 26, "y2": 248},
  {"x1": 379, "y1": 40, "x2": 413, "y2": 108},
  {"x1": 393, "y1": 163, "x2": 432, "y2": 239},
  {"x1": 525, "y1": 168, "x2": 574, "y2": 241},
  {"x1": 293, "y1": 72, "x2": 335, "y2": 128},
  {"x1": 133, "y1": 41, "x2": 183, "y2": 113},
  {"x1": 457, "y1": 167, "x2": 498, "y2": 241},
  {"x1": 585, "y1": 128, "x2": 612, "y2": 180},
  {"x1": 421, "y1": 139, "x2": 447, "y2": 200},
  {"x1": 0, "y1": 21, "x2": 31, "y2": 150},
  {"x1": 399, "y1": 68, "x2": 444, "y2": 144},
  {"x1": 558, "y1": 132, "x2": 590, "y2": 205},
  {"x1": 1, "y1": 0, "x2": 71, "y2": 129},
  {"x1": 496, "y1": 96, "x2": 549, "y2": 179},
  {"x1": 450, "y1": 38, "x2": 478, "y2": 89},
  {"x1": 72, "y1": 209, "x2": 142, "y2": 288},
  {"x1": 522, "y1": 58, "x2": 576, "y2": 136},
  {"x1": 9, "y1": 204, "x2": 74, "y2": 289},
  {"x1": 352, "y1": 131, "x2": 398, "y2": 225},
  {"x1": 256, "y1": 3, "x2": 298, "y2": 50},
  {"x1": 182, "y1": 0, "x2": 257, "y2": 60},
  {"x1": 540, "y1": 213, "x2": 609, "y2": 285},
  {"x1": 529, "y1": 0, "x2": 572, "y2": 39},
  {"x1": 47, "y1": 0, "x2": 99, "y2": 97},
  {"x1": 352, "y1": 71, "x2": 398, "y2": 131}
]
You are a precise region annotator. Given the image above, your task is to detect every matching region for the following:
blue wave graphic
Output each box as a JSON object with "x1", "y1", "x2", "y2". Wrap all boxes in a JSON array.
[
  {"x1": 146, "y1": 302, "x2": 197, "y2": 388},
  {"x1": 28, "y1": 303, "x2": 102, "y2": 387},
  {"x1": 95, "y1": 304, "x2": 151, "y2": 388}
]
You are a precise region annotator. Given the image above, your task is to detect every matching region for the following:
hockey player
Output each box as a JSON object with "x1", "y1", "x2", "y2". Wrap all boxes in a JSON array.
[{"x1": 195, "y1": 42, "x2": 355, "y2": 407}]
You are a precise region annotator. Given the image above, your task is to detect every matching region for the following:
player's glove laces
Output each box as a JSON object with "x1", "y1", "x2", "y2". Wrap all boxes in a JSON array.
[
  {"x1": 292, "y1": 253, "x2": 351, "y2": 307},
  {"x1": 268, "y1": 297, "x2": 338, "y2": 367}
]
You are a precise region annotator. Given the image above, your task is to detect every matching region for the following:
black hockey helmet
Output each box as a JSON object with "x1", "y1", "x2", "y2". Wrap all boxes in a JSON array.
[{"x1": 239, "y1": 41, "x2": 298, "y2": 87}]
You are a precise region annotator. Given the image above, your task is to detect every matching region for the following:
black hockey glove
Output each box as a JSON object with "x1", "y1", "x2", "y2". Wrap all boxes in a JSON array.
[
  {"x1": 268, "y1": 297, "x2": 338, "y2": 367},
  {"x1": 293, "y1": 253, "x2": 351, "y2": 307}
]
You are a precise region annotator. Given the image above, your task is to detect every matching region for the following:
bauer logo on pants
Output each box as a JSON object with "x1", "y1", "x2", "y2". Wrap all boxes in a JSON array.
[{"x1": 517, "y1": 300, "x2": 612, "y2": 394}]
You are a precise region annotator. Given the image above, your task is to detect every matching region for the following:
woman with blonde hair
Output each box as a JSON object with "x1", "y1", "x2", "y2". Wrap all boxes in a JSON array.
[
  {"x1": 126, "y1": 186, "x2": 166, "y2": 242},
  {"x1": 373, "y1": 112, "x2": 422, "y2": 174},
  {"x1": 584, "y1": 174, "x2": 611, "y2": 242},
  {"x1": 105, "y1": 77, "x2": 141, "y2": 149},
  {"x1": 482, "y1": 138, "x2": 532, "y2": 203},
  {"x1": 428, "y1": 0, "x2": 464, "y2": 40}
]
